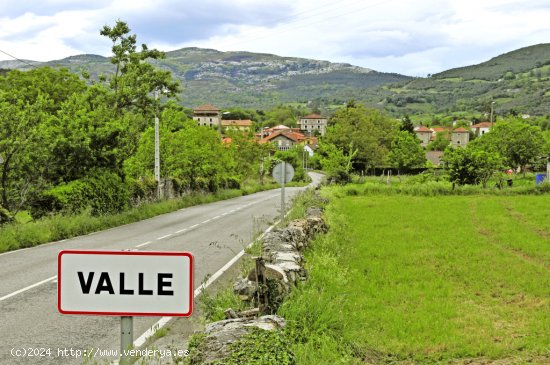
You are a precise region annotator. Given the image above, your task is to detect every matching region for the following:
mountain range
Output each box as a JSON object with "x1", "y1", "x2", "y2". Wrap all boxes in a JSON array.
[{"x1": 2, "y1": 44, "x2": 550, "y2": 116}]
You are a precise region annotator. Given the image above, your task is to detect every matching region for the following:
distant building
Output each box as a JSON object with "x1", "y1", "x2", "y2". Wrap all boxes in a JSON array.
[
  {"x1": 193, "y1": 104, "x2": 221, "y2": 127},
  {"x1": 415, "y1": 126, "x2": 433, "y2": 147},
  {"x1": 258, "y1": 127, "x2": 318, "y2": 151},
  {"x1": 451, "y1": 127, "x2": 469, "y2": 148},
  {"x1": 471, "y1": 122, "x2": 492, "y2": 136},
  {"x1": 221, "y1": 119, "x2": 253, "y2": 132},
  {"x1": 298, "y1": 114, "x2": 328, "y2": 136}
]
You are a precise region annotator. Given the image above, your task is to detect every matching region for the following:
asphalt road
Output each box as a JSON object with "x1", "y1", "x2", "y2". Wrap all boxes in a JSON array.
[{"x1": 0, "y1": 173, "x2": 323, "y2": 365}]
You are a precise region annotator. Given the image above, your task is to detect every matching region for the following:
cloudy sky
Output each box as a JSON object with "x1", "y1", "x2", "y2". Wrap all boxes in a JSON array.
[{"x1": 1, "y1": 0, "x2": 549, "y2": 76}]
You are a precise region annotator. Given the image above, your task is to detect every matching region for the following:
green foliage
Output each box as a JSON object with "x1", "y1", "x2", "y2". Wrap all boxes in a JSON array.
[
  {"x1": 443, "y1": 147, "x2": 504, "y2": 187},
  {"x1": 211, "y1": 328, "x2": 295, "y2": 365},
  {"x1": 470, "y1": 118, "x2": 546, "y2": 171},
  {"x1": 388, "y1": 130, "x2": 426, "y2": 170},
  {"x1": 318, "y1": 142, "x2": 357, "y2": 183},
  {"x1": 31, "y1": 169, "x2": 128, "y2": 217},
  {"x1": 426, "y1": 131, "x2": 451, "y2": 151},
  {"x1": 325, "y1": 104, "x2": 399, "y2": 169}
]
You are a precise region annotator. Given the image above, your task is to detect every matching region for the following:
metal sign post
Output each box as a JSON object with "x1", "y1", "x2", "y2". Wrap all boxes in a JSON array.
[
  {"x1": 120, "y1": 316, "x2": 134, "y2": 365},
  {"x1": 272, "y1": 162, "x2": 294, "y2": 223}
]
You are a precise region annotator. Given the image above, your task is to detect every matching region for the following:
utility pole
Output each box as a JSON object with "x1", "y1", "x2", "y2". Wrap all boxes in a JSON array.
[
  {"x1": 490, "y1": 101, "x2": 495, "y2": 127},
  {"x1": 154, "y1": 90, "x2": 161, "y2": 199}
]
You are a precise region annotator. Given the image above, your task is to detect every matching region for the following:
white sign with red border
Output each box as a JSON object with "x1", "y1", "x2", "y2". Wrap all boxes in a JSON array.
[{"x1": 58, "y1": 250, "x2": 193, "y2": 317}]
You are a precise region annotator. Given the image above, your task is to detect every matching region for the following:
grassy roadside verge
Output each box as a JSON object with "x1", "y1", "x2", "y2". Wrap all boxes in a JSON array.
[
  {"x1": 0, "y1": 180, "x2": 307, "y2": 253},
  {"x1": 278, "y1": 188, "x2": 550, "y2": 364}
]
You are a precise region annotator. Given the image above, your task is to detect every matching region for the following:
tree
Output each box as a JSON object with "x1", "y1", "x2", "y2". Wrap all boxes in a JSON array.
[
  {"x1": 426, "y1": 132, "x2": 450, "y2": 151},
  {"x1": 318, "y1": 142, "x2": 357, "y2": 183},
  {"x1": 399, "y1": 115, "x2": 415, "y2": 134},
  {"x1": 442, "y1": 147, "x2": 503, "y2": 188},
  {"x1": 388, "y1": 131, "x2": 426, "y2": 172},
  {"x1": 470, "y1": 118, "x2": 545, "y2": 171},
  {"x1": 100, "y1": 20, "x2": 180, "y2": 115},
  {"x1": 325, "y1": 105, "x2": 398, "y2": 170}
]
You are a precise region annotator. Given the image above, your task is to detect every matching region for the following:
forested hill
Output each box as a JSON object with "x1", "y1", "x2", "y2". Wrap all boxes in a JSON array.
[
  {"x1": 379, "y1": 43, "x2": 550, "y2": 116},
  {"x1": 0, "y1": 48, "x2": 412, "y2": 109}
]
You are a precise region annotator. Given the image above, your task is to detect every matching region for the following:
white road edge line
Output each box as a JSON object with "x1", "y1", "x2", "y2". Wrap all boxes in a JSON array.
[
  {"x1": 175, "y1": 228, "x2": 188, "y2": 234},
  {"x1": 135, "y1": 241, "x2": 152, "y2": 248},
  {"x1": 157, "y1": 234, "x2": 172, "y2": 240},
  {"x1": 0, "y1": 275, "x2": 57, "y2": 302},
  {"x1": 189, "y1": 224, "x2": 199, "y2": 229},
  {"x1": 132, "y1": 219, "x2": 281, "y2": 349}
]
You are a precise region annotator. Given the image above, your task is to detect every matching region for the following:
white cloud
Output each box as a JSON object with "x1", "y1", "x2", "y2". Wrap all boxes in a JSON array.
[{"x1": 0, "y1": 0, "x2": 549, "y2": 75}]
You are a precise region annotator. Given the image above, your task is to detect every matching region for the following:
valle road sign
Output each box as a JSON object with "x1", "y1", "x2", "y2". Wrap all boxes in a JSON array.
[
  {"x1": 272, "y1": 162, "x2": 294, "y2": 184},
  {"x1": 58, "y1": 250, "x2": 193, "y2": 317}
]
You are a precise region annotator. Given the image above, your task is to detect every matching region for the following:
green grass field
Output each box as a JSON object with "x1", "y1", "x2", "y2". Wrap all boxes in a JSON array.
[{"x1": 280, "y1": 192, "x2": 550, "y2": 364}]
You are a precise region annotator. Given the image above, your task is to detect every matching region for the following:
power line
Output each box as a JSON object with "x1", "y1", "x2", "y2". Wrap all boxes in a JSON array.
[{"x1": 0, "y1": 49, "x2": 38, "y2": 69}]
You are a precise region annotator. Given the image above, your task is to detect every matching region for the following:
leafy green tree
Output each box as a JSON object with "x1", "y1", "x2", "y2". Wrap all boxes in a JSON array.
[
  {"x1": 318, "y1": 142, "x2": 357, "y2": 183},
  {"x1": 442, "y1": 147, "x2": 503, "y2": 187},
  {"x1": 426, "y1": 132, "x2": 450, "y2": 151},
  {"x1": 388, "y1": 131, "x2": 426, "y2": 171},
  {"x1": 470, "y1": 118, "x2": 545, "y2": 171},
  {"x1": 100, "y1": 20, "x2": 181, "y2": 115},
  {"x1": 399, "y1": 115, "x2": 415, "y2": 134},
  {"x1": 325, "y1": 105, "x2": 398, "y2": 170}
]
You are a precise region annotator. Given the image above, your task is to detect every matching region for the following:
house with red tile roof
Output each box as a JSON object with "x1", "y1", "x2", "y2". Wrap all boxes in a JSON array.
[
  {"x1": 414, "y1": 126, "x2": 433, "y2": 147},
  {"x1": 471, "y1": 122, "x2": 493, "y2": 136}
]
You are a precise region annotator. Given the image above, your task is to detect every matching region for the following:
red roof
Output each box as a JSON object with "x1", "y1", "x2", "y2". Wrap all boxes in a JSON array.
[
  {"x1": 415, "y1": 126, "x2": 432, "y2": 133},
  {"x1": 471, "y1": 122, "x2": 492, "y2": 129},
  {"x1": 301, "y1": 114, "x2": 325, "y2": 119},
  {"x1": 193, "y1": 104, "x2": 220, "y2": 112},
  {"x1": 432, "y1": 127, "x2": 449, "y2": 133},
  {"x1": 259, "y1": 130, "x2": 305, "y2": 144},
  {"x1": 453, "y1": 127, "x2": 469, "y2": 133}
]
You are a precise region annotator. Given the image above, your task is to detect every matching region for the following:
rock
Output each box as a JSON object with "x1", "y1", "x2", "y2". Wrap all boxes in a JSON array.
[
  {"x1": 189, "y1": 316, "x2": 286, "y2": 364},
  {"x1": 233, "y1": 278, "x2": 256, "y2": 301}
]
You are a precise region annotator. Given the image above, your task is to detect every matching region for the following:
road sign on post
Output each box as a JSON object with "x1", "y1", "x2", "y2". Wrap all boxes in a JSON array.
[
  {"x1": 58, "y1": 250, "x2": 193, "y2": 365},
  {"x1": 272, "y1": 162, "x2": 294, "y2": 222},
  {"x1": 58, "y1": 250, "x2": 193, "y2": 316}
]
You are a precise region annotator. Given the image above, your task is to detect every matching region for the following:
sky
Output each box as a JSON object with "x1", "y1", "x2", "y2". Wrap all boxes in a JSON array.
[{"x1": 1, "y1": 0, "x2": 550, "y2": 76}]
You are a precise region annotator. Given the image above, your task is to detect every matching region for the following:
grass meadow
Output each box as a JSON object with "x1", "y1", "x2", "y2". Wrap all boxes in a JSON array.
[{"x1": 280, "y1": 190, "x2": 550, "y2": 364}]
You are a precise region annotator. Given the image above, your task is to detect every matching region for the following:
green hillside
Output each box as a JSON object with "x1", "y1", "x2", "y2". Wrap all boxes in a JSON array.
[
  {"x1": 377, "y1": 43, "x2": 550, "y2": 116},
  {"x1": 2, "y1": 44, "x2": 550, "y2": 116},
  {"x1": 0, "y1": 47, "x2": 412, "y2": 109}
]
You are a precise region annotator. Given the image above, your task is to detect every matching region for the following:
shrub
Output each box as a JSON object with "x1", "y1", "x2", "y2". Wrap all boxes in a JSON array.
[{"x1": 31, "y1": 169, "x2": 128, "y2": 217}]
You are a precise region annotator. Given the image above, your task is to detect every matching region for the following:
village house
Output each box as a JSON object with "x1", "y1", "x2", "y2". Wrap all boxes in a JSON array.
[
  {"x1": 193, "y1": 104, "x2": 221, "y2": 127},
  {"x1": 416, "y1": 125, "x2": 470, "y2": 148},
  {"x1": 451, "y1": 127, "x2": 469, "y2": 148},
  {"x1": 221, "y1": 119, "x2": 253, "y2": 132},
  {"x1": 298, "y1": 114, "x2": 328, "y2": 136},
  {"x1": 415, "y1": 126, "x2": 433, "y2": 147},
  {"x1": 258, "y1": 126, "x2": 318, "y2": 151},
  {"x1": 471, "y1": 122, "x2": 492, "y2": 136}
]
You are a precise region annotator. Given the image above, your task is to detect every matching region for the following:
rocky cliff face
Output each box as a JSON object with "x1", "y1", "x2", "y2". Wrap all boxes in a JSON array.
[{"x1": 0, "y1": 47, "x2": 411, "y2": 108}]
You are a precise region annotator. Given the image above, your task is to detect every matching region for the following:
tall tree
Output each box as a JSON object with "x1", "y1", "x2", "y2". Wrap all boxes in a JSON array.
[
  {"x1": 100, "y1": 20, "x2": 181, "y2": 115},
  {"x1": 388, "y1": 131, "x2": 426, "y2": 172},
  {"x1": 325, "y1": 105, "x2": 398, "y2": 170}
]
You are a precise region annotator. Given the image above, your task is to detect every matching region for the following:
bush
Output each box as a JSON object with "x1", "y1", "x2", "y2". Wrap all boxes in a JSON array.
[{"x1": 30, "y1": 169, "x2": 128, "y2": 217}]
